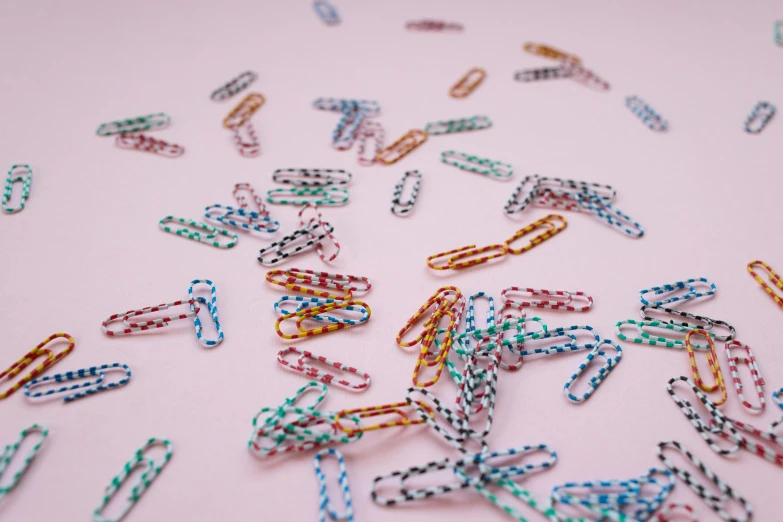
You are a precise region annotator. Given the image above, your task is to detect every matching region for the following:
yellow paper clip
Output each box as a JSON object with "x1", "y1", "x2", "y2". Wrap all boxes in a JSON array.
[
  {"x1": 376, "y1": 129, "x2": 427, "y2": 165},
  {"x1": 0, "y1": 333, "x2": 75, "y2": 400},
  {"x1": 685, "y1": 329, "x2": 727, "y2": 406},
  {"x1": 449, "y1": 67, "x2": 486, "y2": 98},
  {"x1": 223, "y1": 93, "x2": 265, "y2": 129},
  {"x1": 523, "y1": 43, "x2": 581, "y2": 64}
]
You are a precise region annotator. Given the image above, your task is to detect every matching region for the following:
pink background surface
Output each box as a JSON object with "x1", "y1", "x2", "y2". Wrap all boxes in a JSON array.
[{"x1": 2, "y1": 1, "x2": 783, "y2": 520}]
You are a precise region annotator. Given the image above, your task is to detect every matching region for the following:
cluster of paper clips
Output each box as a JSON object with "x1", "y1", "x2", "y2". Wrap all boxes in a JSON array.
[
  {"x1": 266, "y1": 268, "x2": 371, "y2": 342},
  {"x1": 268, "y1": 169, "x2": 350, "y2": 206},
  {"x1": 258, "y1": 204, "x2": 341, "y2": 265},
  {"x1": 216, "y1": 75, "x2": 265, "y2": 156},
  {"x1": 426, "y1": 214, "x2": 567, "y2": 271},
  {"x1": 3, "y1": 164, "x2": 32, "y2": 214},
  {"x1": 313, "y1": 98, "x2": 386, "y2": 165},
  {"x1": 96, "y1": 112, "x2": 184, "y2": 158},
  {"x1": 101, "y1": 279, "x2": 224, "y2": 348},
  {"x1": 505, "y1": 175, "x2": 644, "y2": 238},
  {"x1": 516, "y1": 43, "x2": 610, "y2": 91}
]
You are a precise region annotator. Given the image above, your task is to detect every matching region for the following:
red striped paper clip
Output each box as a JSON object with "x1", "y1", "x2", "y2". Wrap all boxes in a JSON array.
[
  {"x1": 277, "y1": 347, "x2": 370, "y2": 391},
  {"x1": 724, "y1": 340, "x2": 765, "y2": 413},
  {"x1": 102, "y1": 300, "x2": 199, "y2": 336},
  {"x1": 501, "y1": 287, "x2": 593, "y2": 311},
  {"x1": 115, "y1": 133, "x2": 185, "y2": 158}
]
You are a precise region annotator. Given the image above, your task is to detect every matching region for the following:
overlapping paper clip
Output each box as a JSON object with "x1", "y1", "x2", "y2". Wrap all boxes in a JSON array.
[
  {"x1": 517, "y1": 43, "x2": 610, "y2": 91},
  {"x1": 258, "y1": 204, "x2": 341, "y2": 265},
  {"x1": 205, "y1": 182, "x2": 279, "y2": 238},
  {"x1": 747, "y1": 259, "x2": 783, "y2": 311},
  {"x1": 268, "y1": 169, "x2": 350, "y2": 206},
  {"x1": 313, "y1": 98, "x2": 385, "y2": 165},
  {"x1": 96, "y1": 113, "x2": 185, "y2": 158},
  {"x1": 505, "y1": 175, "x2": 644, "y2": 238},
  {"x1": 101, "y1": 279, "x2": 224, "y2": 348},
  {"x1": 266, "y1": 268, "x2": 371, "y2": 342},
  {"x1": 223, "y1": 92, "x2": 265, "y2": 157}
]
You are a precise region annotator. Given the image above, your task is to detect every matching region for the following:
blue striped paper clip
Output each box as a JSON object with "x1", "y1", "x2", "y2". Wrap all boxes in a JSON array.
[
  {"x1": 626, "y1": 95, "x2": 668, "y2": 131},
  {"x1": 189, "y1": 279, "x2": 224, "y2": 347},
  {"x1": 333, "y1": 102, "x2": 366, "y2": 150},
  {"x1": 564, "y1": 339, "x2": 622, "y2": 403},
  {"x1": 313, "y1": 0, "x2": 340, "y2": 26},
  {"x1": 314, "y1": 448, "x2": 354, "y2": 522},
  {"x1": 204, "y1": 204, "x2": 280, "y2": 234},
  {"x1": 23, "y1": 364, "x2": 131, "y2": 403},
  {"x1": 0, "y1": 424, "x2": 49, "y2": 500},
  {"x1": 638, "y1": 278, "x2": 717, "y2": 307},
  {"x1": 744, "y1": 101, "x2": 775, "y2": 133}
]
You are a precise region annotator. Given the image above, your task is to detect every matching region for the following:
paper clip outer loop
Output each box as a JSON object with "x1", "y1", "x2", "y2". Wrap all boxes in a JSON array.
[
  {"x1": 334, "y1": 401, "x2": 435, "y2": 436},
  {"x1": 685, "y1": 330, "x2": 727, "y2": 405},
  {"x1": 395, "y1": 287, "x2": 463, "y2": 348},
  {"x1": 724, "y1": 340, "x2": 765, "y2": 413},
  {"x1": 744, "y1": 101, "x2": 775, "y2": 134},
  {"x1": 223, "y1": 93, "x2": 265, "y2": 129},
  {"x1": 564, "y1": 340, "x2": 622, "y2": 403},
  {"x1": 2, "y1": 164, "x2": 32, "y2": 214},
  {"x1": 0, "y1": 424, "x2": 49, "y2": 499},
  {"x1": 0, "y1": 333, "x2": 75, "y2": 400},
  {"x1": 23, "y1": 363, "x2": 131, "y2": 403},
  {"x1": 277, "y1": 347, "x2": 371, "y2": 391},
  {"x1": 93, "y1": 438, "x2": 173, "y2": 522},
  {"x1": 375, "y1": 129, "x2": 427, "y2": 165},
  {"x1": 449, "y1": 67, "x2": 486, "y2": 98},
  {"x1": 747, "y1": 260, "x2": 783, "y2": 311},
  {"x1": 210, "y1": 70, "x2": 258, "y2": 101},
  {"x1": 504, "y1": 214, "x2": 566, "y2": 255},
  {"x1": 275, "y1": 301, "x2": 371, "y2": 340},
  {"x1": 313, "y1": 448, "x2": 353, "y2": 522},
  {"x1": 96, "y1": 113, "x2": 170, "y2": 136},
  {"x1": 189, "y1": 279, "x2": 224, "y2": 348}
]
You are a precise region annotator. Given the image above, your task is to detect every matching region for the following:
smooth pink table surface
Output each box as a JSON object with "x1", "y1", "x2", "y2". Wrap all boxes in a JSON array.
[{"x1": 2, "y1": 1, "x2": 783, "y2": 521}]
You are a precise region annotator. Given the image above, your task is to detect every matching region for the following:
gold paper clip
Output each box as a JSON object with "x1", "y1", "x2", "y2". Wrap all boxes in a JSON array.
[
  {"x1": 449, "y1": 67, "x2": 486, "y2": 98},
  {"x1": 375, "y1": 129, "x2": 427, "y2": 165},
  {"x1": 0, "y1": 333, "x2": 75, "y2": 400},
  {"x1": 223, "y1": 93, "x2": 265, "y2": 129},
  {"x1": 522, "y1": 43, "x2": 581, "y2": 64}
]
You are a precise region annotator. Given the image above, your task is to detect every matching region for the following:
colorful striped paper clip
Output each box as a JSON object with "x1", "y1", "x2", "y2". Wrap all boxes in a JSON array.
[
  {"x1": 356, "y1": 120, "x2": 384, "y2": 166},
  {"x1": 1, "y1": 333, "x2": 75, "y2": 400},
  {"x1": 258, "y1": 204, "x2": 340, "y2": 265},
  {"x1": 441, "y1": 150, "x2": 513, "y2": 179},
  {"x1": 626, "y1": 95, "x2": 668, "y2": 131},
  {"x1": 93, "y1": 438, "x2": 173, "y2": 522},
  {"x1": 2, "y1": 164, "x2": 32, "y2": 214},
  {"x1": 639, "y1": 278, "x2": 717, "y2": 307},
  {"x1": 278, "y1": 347, "x2": 370, "y2": 391},
  {"x1": 24, "y1": 363, "x2": 131, "y2": 403},
  {"x1": 334, "y1": 401, "x2": 434, "y2": 436},
  {"x1": 332, "y1": 102, "x2": 365, "y2": 150},
  {"x1": 189, "y1": 279, "x2": 224, "y2": 347},
  {"x1": 273, "y1": 169, "x2": 352, "y2": 186},
  {"x1": 232, "y1": 121, "x2": 260, "y2": 157},
  {"x1": 449, "y1": 67, "x2": 486, "y2": 98},
  {"x1": 685, "y1": 329, "x2": 726, "y2": 408},
  {"x1": 266, "y1": 187, "x2": 349, "y2": 206},
  {"x1": 313, "y1": 97, "x2": 381, "y2": 116},
  {"x1": 115, "y1": 133, "x2": 184, "y2": 158},
  {"x1": 501, "y1": 287, "x2": 594, "y2": 311},
  {"x1": 204, "y1": 205, "x2": 279, "y2": 234},
  {"x1": 313, "y1": 0, "x2": 340, "y2": 25},
  {"x1": 376, "y1": 129, "x2": 427, "y2": 165},
  {"x1": 747, "y1": 260, "x2": 783, "y2": 310},
  {"x1": 424, "y1": 115, "x2": 492, "y2": 135},
  {"x1": 314, "y1": 449, "x2": 354, "y2": 522},
  {"x1": 234, "y1": 182, "x2": 272, "y2": 218},
  {"x1": 391, "y1": 170, "x2": 421, "y2": 216},
  {"x1": 210, "y1": 70, "x2": 258, "y2": 101},
  {"x1": 514, "y1": 66, "x2": 572, "y2": 82},
  {"x1": 724, "y1": 340, "x2": 765, "y2": 412},
  {"x1": 0, "y1": 424, "x2": 49, "y2": 501},
  {"x1": 266, "y1": 268, "x2": 370, "y2": 300},
  {"x1": 406, "y1": 19, "x2": 464, "y2": 31},
  {"x1": 744, "y1": 101, "x2": 775, "y2": 133},
  {"x1": 657, "y1": 441, "x2": 753, "y2": 522},
  {"x1": 564, "y1": 340, "x2": 622, "y2": 403},
  {"x1": 653, "y1": 503, "x2": 698, "y2": 522},
  {"x1": 159, "y1": 216, "x2": 238, "y2": 249},
  {"x1": 223, "y1": 93, "x2": 265, "y2": 129},
  {"x1": 569, "y1": 65, "x2": 611, "y2": 91},
  {"x1": 523, "y1": 43, "x2": 581, "y2": 64},
  {"x1": 96, "y1": 113, "x2": 170, "y2": 136},
  {"x1": 275, "y1": 301, "x2": 371, "y2": 339},
  {"x1": 103, "y1": 299, "x2": 199, "y2": 337}
]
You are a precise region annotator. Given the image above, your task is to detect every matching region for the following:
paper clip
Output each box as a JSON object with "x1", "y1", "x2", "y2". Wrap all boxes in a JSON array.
[
  {"x1": 744, "y1": 101, "x2": 775, "y2": 133},
  {"x1": 514, "y1": 66, "x2": 572, "y2": 82},
  {"x1": 748, "y1": 259, "x2": 783, "y2": 310},
  {"x1": 103, "y1": 299, "x2": 198, "y2": 336},
  {"x1": 626, "y1": 95, "x2": 668, "y2": 131},
  {"x1": 313, "y1": 449, "x2": 353, "y2": 522},
  {"x1": 0, "y1": 424, "x2": 49, "y2": 500},
  {"x1": 375, "y1": 129, "x2": 427, "y2": 165},
  {"x1": 275, "y1": 300, "x2": 371, "y2": 339},
  {"x1": 204, "y1": 205, "x2": 279, "y2": 235},
  {"x1": 653, "y1": 503, "x2": 698, "y2": 522},
  {"x1": 657, "y1": 441, "x2": 753, "y2": 522},
  {"x1": 2, "y1": 164, "x2": 32, "y2": 214},
  {"x1": 233, "y1": 182, "x2": 271, "y2": 218},
  {"x1": 313, "y1": 0, "x2": 340, "y2": 26},
  {"x1": 24, "y1": 363, "x2": 131, "y2": 403},
  {"x1": 391, "y1": 170, "x2": 422, "y2": 216},
  {"x1": 223, "y1": 93, "x2": 265, "y2": 129},
  {"x1": 159, "y1": 216, "x2": 238, "y2": 249},
  {"x1": 231, "y1": 121, "x2": 260, "y2": 157},
  {"x1": 371, "y1": 457, "x2": 469, "y2": 505},
  {"x1": 564, "y1": 340, "x2": 622, "y2": 403},
  {"x1": 298, "y1": 203, "x2": 340, "y2": 262},
  {"x1": 724, "y1": 340, "x2": 765, "y2": 412},
  {"x1": 332, "y1": 103, "x2": 365, "y2": 150},
  {"x1": 686, "y1": 330, "x2": 726, "y2": 406},
  {"x1": 424, "y1": 115, "x2": 492, "y2": 135},
  {"x1": 355, "y1": 120, "x2": 384, "y2": 166},
  {"x1": 522, "y1": 43, "x2": 581, "y2": 64},
  {"x1": 501, "y1": 287, "x2": 593, "y2": 311},
  {"x1": 313, "y1": 97, "x2": 381, "y2": 116},
  {"x1": 96, "y1": 113, "x2": 170, "y2": 136},
  {"x1": 639, "y1": 278, "x2": 717, "y2": 307},
  {"x1": 93, "y1": 438, "x2": 173, "y2": 522},
  {"x1": 569, "y1": 64, "x2": 611, "y2": 91},
  {"x1": 449, "y1": 67, "x2": 486, "y2": 98},
  {"x1": 258, "y1": 222, "x2": 336, "y2": 265},
  {"x1": 266, "y1": 268, "x2": 369, "y2": 300},
  {"x1": 776, "y1": 21, "x2": 783, "y2": 46},
  {"x1": 278, "y1": 347, "x2": 370, "y2": 391},
  {"x1": 334, "y1": 401, "x2": 434, "y2": 436},
  {"x1": 189, "y1": 279, "x2": 224, "y2": 347},
  {"x1": 273, "y1": 169, "x2": 352, "y2": 187},
  {"x1": 210, "y1": 70, "x2": 258, "y2": 101},
  {"x1": 1, "y1": 333, "x2": 75, "y2": 400},
  {"x1": 504, "y1": 175, "x2": 542, "y2": 214},
  {"x1": 441, "y1": 150, "x2": 513, "y2": 179},
  {"x1": 266, "y1": 187, "x2": 349, "y2": 206},
  {"x1": 406, "y1": 19, "x2": 464, "y2": 31},
  {"x1": 115, "y1": 133, "x2": 185, "y2": 158}
]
